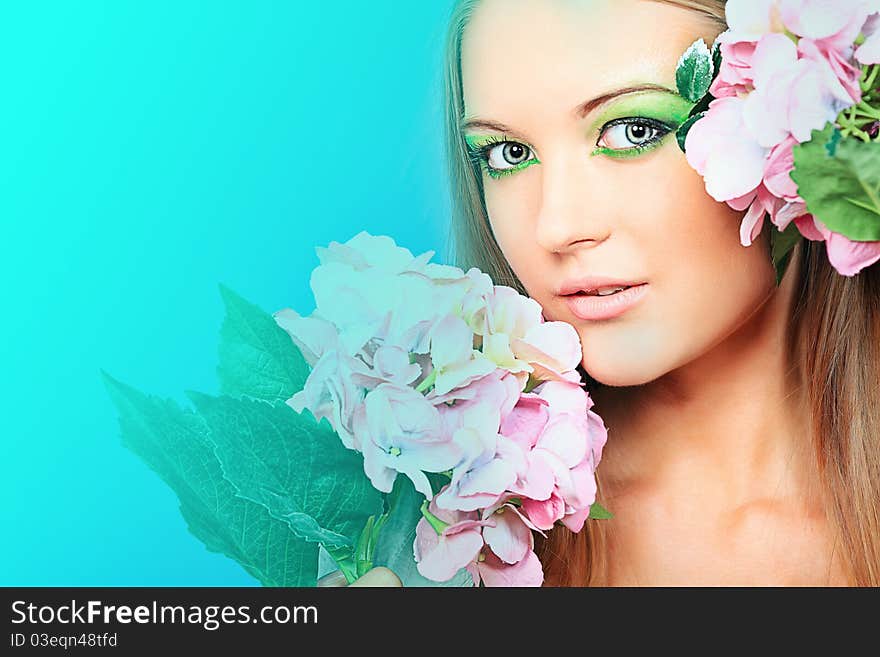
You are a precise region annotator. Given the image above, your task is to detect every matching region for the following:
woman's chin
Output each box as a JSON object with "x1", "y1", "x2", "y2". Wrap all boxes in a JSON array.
[{"x1": 581, "y1": 357, "x2": 663, "y2": 388}]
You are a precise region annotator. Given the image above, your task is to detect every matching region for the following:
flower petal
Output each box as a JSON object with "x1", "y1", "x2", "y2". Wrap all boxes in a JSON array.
[
  {"x1": 476, "y1": 549, "x2": 545, "y2": 587},
  {"x1": 414, "y1": 518, "x2": 485, "y2": 582},
  {"x1": 482, "y1": 506, "x2": 533, "y2": 564}
]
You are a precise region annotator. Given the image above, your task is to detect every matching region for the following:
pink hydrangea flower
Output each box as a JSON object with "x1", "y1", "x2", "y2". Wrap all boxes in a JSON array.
[
  {"x1": 725, "y1": 0, "x2": 785, "y2": 40},
  {"x1": 711, "y1": 34, "x2": 758, "y2": 98},
  {"x1": 429, "y1": 371, "x2": 526, "y2": 512},
  {"x1": 480, "y1": 502, "x2": 540, "y2": 565},
  {"x1": 414, "y1": 501, "x2": 489, "y2": 582},
  {"x1": 415, "y1": 494, "x2": 545, "y2": 586},
  {"x1": 743, "y1": 33, "x2": 852, "y2": 146},
  {"x1": 434, "y1": 429, "x2": 525, "y2": 513},
  {"x1": 794, "y1": 215, "x2": 880, "y2": 275},
  {"x1": 430, "y1": 369, "x2": 521, "y2": 439},
  {"x1": 285, "y1": 349, "x2": 365, "y2": 449},
  {"x1": 510, "y1": 320, "x2": 584, "y2": 384},
  {"x1": 685, "y1": 96, "x2": 769, "y2": 202},
  {"x1": 762, "y1": 136, "x2": 802, "y2": 202},
  {"x1": 711, "y1": 0, "x2": 787, "y2": 97},
  {"x1": 480, "y1": 287, "x2": 545, "y2": 377},
  {"x1": 273, "y1": 310, "x2": 339, "y2": 366},
  {"x1": 472, "y1": 503, "x2": 544, "y2": 587},
  {"x1": 351, "y1": 383, "x2": 462, "y2": 498},
  {"x1": 427, "y1": 314, "x2": 496, "y2": 396},
  {"x1": 778, "y1": 0, "x2": 870, "y2": 44},
  {"x1": 684, "y1": 2, "x2": 880, "y2": 277},
  {"x1": 466, "y1": 548, "x2": 544, "y2": 587},
  {"x1": 798, "y1": 37, "x2": 863, "y2": 107},
  {"x1": 432, "y1": 377, "x2": 607, "y2": 531},
  {"x1": 501, "y1": 381, "x2": 607, "y2": 533},
  {"x1": 856, "y1": 12, "x2": 880, "y2": 64},
  {"x1": 711, "y1": 0, "x2": 868, "y2": 101},
  {"x1": 456, "y1": 268, "x2": 496, "y2": 335},
  {"x1": 348, "y1": 344, "x2": 422, "y2": 389},
  {"x1": 725, "y1": 136, "x2": 809, "y2": 246},
  {"x1": 499, "y1": 395, "x2": 557, "y2": 502},
  {"x1": 476, "y1": 286, "x2": 583, "y2": 387}
]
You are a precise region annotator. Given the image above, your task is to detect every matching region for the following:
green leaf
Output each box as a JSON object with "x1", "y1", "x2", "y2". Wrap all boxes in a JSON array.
[
  {"x1": 101, "y1": 371, "x2": 318, "y2": 586},
  {"x1": 711, "y1": 39, "x2": 722, "y2": 84},
  {"x1": 825, "y1": 127, "x2": 843, "y2": 156},
  {"x1": 688, "y1": 93, "x2": 712, "y2": 119},
  {"x1": 588, "y1": 502, "x2": 613, "y2": 520},
  {"x1": 425, "y1": 471, "x2": 452, "y2": 498},
  {"x1": 769, "y1": 221, "x2": 802, "y2": 286},
  {"x1": 317, "y1": 544, "x2": 340, "y2": 579},
  {"x1": 791, "y1": 124, "x2": 880, "y2": 241},
  {"x1": 216, "y1": 283, "x2": 310, "y2": 403},
  {"x1": 676, "y1": 38, "x2": 714, "y2": 102},
  {"x1": 186, "y1": 392, "x2": 383, "y2": 551},
  {"x1": 682, "y1": 41, "x2": 720, "y2": 121},
  {"x1": 372, "y1": 476, "x2": 473, "y2": 587},
  {"x1": 676, "y1": 113, "x2": 704, "y2": 152}
]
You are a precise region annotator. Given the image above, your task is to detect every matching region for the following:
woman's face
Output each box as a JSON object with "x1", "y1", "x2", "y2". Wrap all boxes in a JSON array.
[{"x1": 460, "y1": 0, "x2": 778, "y2": 386}]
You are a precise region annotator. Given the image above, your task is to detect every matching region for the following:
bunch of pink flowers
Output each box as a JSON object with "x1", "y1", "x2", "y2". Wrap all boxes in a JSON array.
[
  {"x1": 414, "y1": 377, "x2": 606, "y2": 586},
  {"x1": 685, "y1": 0, "x2": 880, "y2": 276},
  {"x1": 274, "y1": 232, "x2": 608, "y2": 587}
]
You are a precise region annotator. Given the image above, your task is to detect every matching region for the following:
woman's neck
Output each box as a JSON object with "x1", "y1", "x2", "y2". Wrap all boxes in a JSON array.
[{"x1": 590, "y1": 245, "x2": 820, "y2": 509}]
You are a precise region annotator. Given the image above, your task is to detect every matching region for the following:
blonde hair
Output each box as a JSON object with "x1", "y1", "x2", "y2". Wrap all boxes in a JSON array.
[{"x1": 442, "y1": 0, "x2": 880, "y2": 586}]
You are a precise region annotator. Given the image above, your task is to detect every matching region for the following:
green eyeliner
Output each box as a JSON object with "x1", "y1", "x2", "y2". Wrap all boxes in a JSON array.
[{"x1": 591, "y1": 139, "x2": 667, "y2": 159}]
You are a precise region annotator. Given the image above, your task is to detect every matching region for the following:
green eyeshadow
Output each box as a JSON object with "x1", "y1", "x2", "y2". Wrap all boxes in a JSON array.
[
  {"x1": 465, "y1": 134, "x2": 492, "y2": 149},
  {"x1": 588, "y1": 91, "x2": 694, "y2": 158},
  {"x1": 588, "y1": 91, "x2": 694, "y2": 135}
]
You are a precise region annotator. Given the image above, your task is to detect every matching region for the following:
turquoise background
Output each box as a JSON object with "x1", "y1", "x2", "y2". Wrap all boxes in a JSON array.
[{"x1": 2, "y1": 1, "x2": 458, "y2": 585}]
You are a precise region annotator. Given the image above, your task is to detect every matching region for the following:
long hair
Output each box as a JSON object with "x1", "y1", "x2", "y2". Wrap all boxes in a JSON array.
[{"x1": 442, "y1": 0, "x2": 880, "y2": 586}]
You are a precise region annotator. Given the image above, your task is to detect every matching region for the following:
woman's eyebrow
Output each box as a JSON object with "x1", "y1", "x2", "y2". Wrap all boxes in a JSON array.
[
  {"x1": 461, "y1": 83, "x2": 679, "y2": 134},
  {"x1": 574, "y1": 83, "x2": 678, "y2": 117},
  {"x1": 460, "y1": 117, "x2": 523, "y2": 136}
]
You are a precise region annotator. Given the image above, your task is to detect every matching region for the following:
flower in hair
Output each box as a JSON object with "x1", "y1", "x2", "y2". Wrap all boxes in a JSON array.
[{"x1": 676, "y1": 0, "x2": 880, "y2": 279}]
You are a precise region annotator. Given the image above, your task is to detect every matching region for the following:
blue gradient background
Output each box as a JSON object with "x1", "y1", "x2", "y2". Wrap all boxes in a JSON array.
[{"x1": 2, "y1": 1, "x2": 458, "y2": 585}]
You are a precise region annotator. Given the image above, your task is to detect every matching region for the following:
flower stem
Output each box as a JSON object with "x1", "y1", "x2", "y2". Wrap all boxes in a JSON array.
[
  {"x1": 355, "y1": 516, "x2": 376, "y2": 579},
  {"x1": 862, "y1": 64, "x2": 879, "y2": 93},
  {"x1": 325, "y1": 546, "x2": 360, "y2": 584},
  {"x1": 852, "y1": 126, "x2": 872, "y2": 142},
  {"x1": 523, "y1": 373, "x2": 541, "y2": 393},
  {"x1": 856, "y1": 101, "x2": 880, "y2": 119},
  {"x1": 420, "y1": 500, "x2": 449, "y2": 536},
  {"x1": 415, "y1": 369, "x2": 437, "y2": 393}
]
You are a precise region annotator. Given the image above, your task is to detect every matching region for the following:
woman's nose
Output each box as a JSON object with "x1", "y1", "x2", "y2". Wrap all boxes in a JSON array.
[{"x1": 534, "y1": 154, "x2": 611, "y2": 255}]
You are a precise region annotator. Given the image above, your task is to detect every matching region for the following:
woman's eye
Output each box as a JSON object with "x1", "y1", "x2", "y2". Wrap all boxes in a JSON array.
[
  {"x1": 597, "y1": 120, "x2": 665, "y2": 150},
  {"x1": 486, "y1": 142, "x2": 533, "y2": 170}
]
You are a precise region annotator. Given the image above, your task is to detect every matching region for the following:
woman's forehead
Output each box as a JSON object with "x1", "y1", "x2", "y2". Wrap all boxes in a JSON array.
[{"x1": 461, "y1": 0, "x2": 716, "y2": 117}]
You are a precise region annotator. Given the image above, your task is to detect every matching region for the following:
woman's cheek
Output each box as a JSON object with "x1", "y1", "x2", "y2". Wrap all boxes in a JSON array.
[{"x1": 486, "y1": 201, "x2": 539, "y2": 277}]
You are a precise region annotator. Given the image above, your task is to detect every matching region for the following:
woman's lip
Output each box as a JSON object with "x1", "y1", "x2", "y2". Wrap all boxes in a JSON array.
[
  {"x1": 556, "y1": 277, "x2": 647, "y2": 296},
  {"x1": 561, "y1": 283, "x2": 649, "y2": 321}
]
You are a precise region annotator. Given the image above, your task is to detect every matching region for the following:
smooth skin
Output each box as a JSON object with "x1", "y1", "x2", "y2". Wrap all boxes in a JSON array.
[{"x1": 461, "y1": 0, "x2": 848, "y2": 585}]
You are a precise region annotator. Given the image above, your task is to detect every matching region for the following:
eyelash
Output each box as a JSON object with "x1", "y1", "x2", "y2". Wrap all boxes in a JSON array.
[
  {"x1": 592, "y1": 117, "x2": 674, "y2": 158},
  {"x1": 466, "y1": 134, "x2": 539, "y2": 180},
  {"x1": 465, "y1": 117, "x2": 675, "y2": 179}
]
